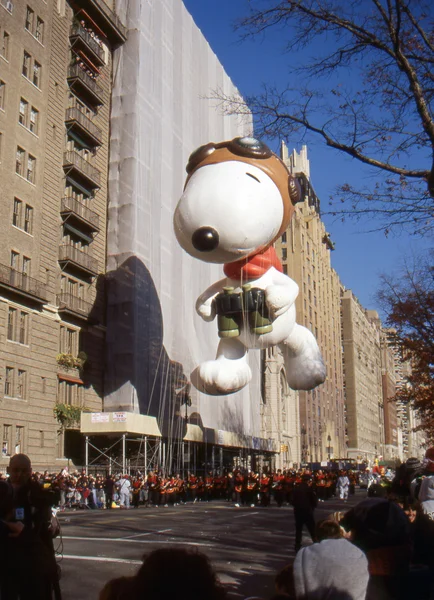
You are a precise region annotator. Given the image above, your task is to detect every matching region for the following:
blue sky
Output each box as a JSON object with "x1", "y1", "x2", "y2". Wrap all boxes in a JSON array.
[{"x1": 183, "y1": 0, "x2": 431, "y2": 316}]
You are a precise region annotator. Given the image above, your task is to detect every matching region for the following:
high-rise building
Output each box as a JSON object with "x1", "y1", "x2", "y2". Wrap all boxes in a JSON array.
[
  {"x1": 341, "y1": 291, "x2": 384, "y2": 461},
  {"x1": 274, "y1": 143, "x2": 346, "y2": 462},
  {"x1": 0, "y1": 0, "x2": 126, "y2": 468}
]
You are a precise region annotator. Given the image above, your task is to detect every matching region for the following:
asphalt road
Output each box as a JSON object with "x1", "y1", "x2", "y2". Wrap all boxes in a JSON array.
[{"x1": 56, "y1": 489, "x2": 367, "y2": 599}]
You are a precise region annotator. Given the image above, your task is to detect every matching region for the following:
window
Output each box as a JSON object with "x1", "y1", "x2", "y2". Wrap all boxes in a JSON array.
[
  {"x1": 281, "y1": 231, "x2": 287, "y2": 243},
  {"x1": 15, "y1": 426, "x2": 23, "y2": 453},
  {"x1": 24, "y1": 204, "x2": 33, "y2": 233},
  {"x1": 58, "y1": 380, "x2": 84, "y2": 407},
  {"x1": 12, "y1": 198, "x2": 22, "y2": 227},
  {"x1": 1, "y1": 30, "x2": 9, "y2": 60},
  {"x1": 59, "y1": 325, "x2": 79, "y2": 355},
  {"x1": 19, "y1": 98, "x2": 28, "y2": 125},
  {"x1": 25, "y1": 6, "x2": 34, "y2": 31},
  {"x1": 22, "y1": 51, "x2": 41, "y2": 88},
  {"x1": 281, "y1": 248, "x2": 287, "y2": 261},
  {"x1": 25, "y1": 7, "x2": 44, "y2": 43},
  {"x1": 2, "y1": 425, "x2": 11, "y2": 457},
  {"x1": 0, "y1": 80, "x2": 4, "y2": 110},
  {"x1": 16, "y1": 147, "x2": 36, "y2": 183},
  {"x1": 7, "y1": 307, "x2": 15, "y2": 340},
  {"x1": 17, "y1": 370, "x2": 26, "y2": 399},
  {"x1": 12, "y1": 199, "x2": 33, "y2": 233},
  {"x1": 27, "y1": 154, "x2": 35, "y2": 183},
  {"x1": 4, "y1": 367, "x2": 13, "y2": 396},
  {"x1": 22, "y1": 51, "x2": 30, "y2": 78},
  {"x1": 19, "y1": 312, "x2": 28, "y2": 344},
  {"x1": 7, "y1": 307, "x2": 29, "y2": 344},
  {"x1": 19, "y1": 100, "x2": 39, "y2": 134},
  {"x1": 282, "y1": 264, "x2": 288, "y2": 275},
  {"x1": 29, "y1": 107, "x2": 38, "y2": 134},
  {"x1": 22, "y1": 256, "x2": 31, "y2": 276},
  {"x1": 32, "y1": 61, "x2": 41, "y2": 87},
  {"x1": 16, "y1": 147, "x2": 25, "y2": 176},
  {"x1": 35, "y1": 17, "x2": 44, "y2": 43},
  {"x1": 10, "y1": 250, "x2": 19, "y2": 270}
]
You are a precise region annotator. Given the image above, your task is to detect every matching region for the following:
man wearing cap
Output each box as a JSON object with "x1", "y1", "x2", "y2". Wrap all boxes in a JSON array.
[{"x1": 0, "y1": 453, "x2": 60, "y2": 599}]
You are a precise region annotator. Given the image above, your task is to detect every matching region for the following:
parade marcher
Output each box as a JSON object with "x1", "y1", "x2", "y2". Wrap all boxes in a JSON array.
[
  {"x1": 104, "y1": 474, "x2": 116, "y2": 509},
  {"x1": 246, "y1": 471, "x2": 259, "y2": 507},
  {"x1": 0, "y1": 454, "x2": 61, "y2": 599},
  {"x1": 260, "y1": 472, "x2": 272, "y2": 507},
  {"x1": 272, "y1": 469, "x2": 285, "y2": 507},
  {"x1": 291, "y1": 473, "x2": 318, "y2": 553},
  {"x1": 117, "y1": 474, "x2": 131, "y2": 509},
  {"x1": 336, "y1": 470, "x2": 350, "y2": 502},
  {"x1": 132, "y1": 476, "x2": 142, "y2": 508},
  {"x1": 159, "y1": 474, "x2": 168, "y2": 507},
  {"x1": 188, "y1": 472, "x2": 198, "y2": 503},
  {"x1": 147, "y1": 471, "x2": 159, "y2": 507},
  {"x1": 234, "y1": 470, "x2": 244, "y2": 508}
]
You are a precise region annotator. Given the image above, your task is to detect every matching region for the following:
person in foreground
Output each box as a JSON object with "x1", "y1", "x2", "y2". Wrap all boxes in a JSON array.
[
  {"x1": 99, "y1": 547, "x2": 228, "y2": 600},
  {"x1": 291, "y1": 519, "x2": 369, "y2": 600},
  {"x1": 0, "y1": 453, "x2": 60, "y2": 599}
]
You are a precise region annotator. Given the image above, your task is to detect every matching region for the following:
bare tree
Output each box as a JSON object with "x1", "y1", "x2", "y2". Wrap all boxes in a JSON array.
[
  {"x1": 377, "y1": 250, "x2": 434, "y2": 440},
  {"x1": 214, "y1": 0, "x2": 434, "y2": 234}
]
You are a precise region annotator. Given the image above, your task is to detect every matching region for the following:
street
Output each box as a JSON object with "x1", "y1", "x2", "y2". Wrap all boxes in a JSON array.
[{"x1": 57, "y1": 489, "x2": 366, "y2": 599}]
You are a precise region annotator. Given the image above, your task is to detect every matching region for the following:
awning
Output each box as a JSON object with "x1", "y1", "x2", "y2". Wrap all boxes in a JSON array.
[{"x1": 58, "y1": 373, "x2": 84, "y2": 384}]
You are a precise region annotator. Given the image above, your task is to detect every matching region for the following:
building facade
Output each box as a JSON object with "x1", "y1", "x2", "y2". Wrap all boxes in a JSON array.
[
  {"x1": 261, "y1": 346, "x2": 300, "y2": 469},
  {"x1": 273, "y1": 143, "x2": 346, "y2": 463},
  {"x1": 341, "y1": 291, "x2": 384, "y2": 462},
  {"x1": 0, "y1": 0, "x2": 126, "y2": 469}
]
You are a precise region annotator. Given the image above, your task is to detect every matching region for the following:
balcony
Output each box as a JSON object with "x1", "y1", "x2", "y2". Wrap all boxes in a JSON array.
[
  {"x1": 65, "y1": 107, "x2": 102, "y2": 147},
  {"x1": 70, "y1": 22, "x2": 105, "y2": 67},
  {"x1": 67, "y1": 64, "x2": 104, "y2": 107},
  {"x1": 0, "y1": 263, "x2": 47, "y2": 303},
  {"x1": 59, "y1": 245, "x2": 99, "y2": 277},
  {"x1": 72, "y1": 0, "x2": 127, "y2": 48},
  {"x1": 63, "y1": 151, "x2": 101, "y2": 189},
  {"x1": 57, "y1": 292, "x2": 93, "y2": 320},
  {"x1": 61, "y1": 197, "x2": 100, "y2": 233}
]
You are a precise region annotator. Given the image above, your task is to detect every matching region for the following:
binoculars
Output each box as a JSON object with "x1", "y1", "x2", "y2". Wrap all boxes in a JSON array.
[{"x1": 213, "y1": 285, "x2": 273, "y2": 338}]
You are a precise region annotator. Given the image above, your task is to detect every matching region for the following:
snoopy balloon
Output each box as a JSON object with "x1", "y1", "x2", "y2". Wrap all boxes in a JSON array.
[{"x1": 174, "y1": 136, "x2": 326, "y2": 396}]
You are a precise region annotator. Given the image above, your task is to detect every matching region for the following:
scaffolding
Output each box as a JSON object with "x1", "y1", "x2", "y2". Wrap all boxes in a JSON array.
[{"x1": 81, "y1": 412, "x2": 278, "y2": 476}]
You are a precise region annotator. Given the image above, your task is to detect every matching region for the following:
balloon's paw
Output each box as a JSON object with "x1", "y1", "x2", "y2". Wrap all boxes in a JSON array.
[{"x1": 191, "y1": 361, "x2": 252, "y2": 396}]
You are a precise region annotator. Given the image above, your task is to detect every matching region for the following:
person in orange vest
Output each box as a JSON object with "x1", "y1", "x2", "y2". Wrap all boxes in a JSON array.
[
  {"x1": 234, "y1": 470, "x2": 244, "y2": 508},
  {"x1": 188, "y1": 472, "x2": 198, "y2": 503},
  {"x1": 273, "y1": 469, "x2": 285, "y2": 507},
  {"x1": 260, "y1": 472, "x2": 272, "y2": 507}
]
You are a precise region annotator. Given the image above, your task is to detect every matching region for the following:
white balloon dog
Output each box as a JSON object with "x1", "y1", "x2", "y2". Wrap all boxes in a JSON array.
[{"x1": 174, "y1": 137, "x2": 326, "y2": 396}]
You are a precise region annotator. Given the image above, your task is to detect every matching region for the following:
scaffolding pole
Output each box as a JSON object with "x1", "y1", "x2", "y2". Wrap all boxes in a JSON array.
[
  {"x1": 122, "y1": 434, "x2": 126, "y2": 473},
  {"x1": 85, "y1": 436, "x2": 89, "y2": 475}
]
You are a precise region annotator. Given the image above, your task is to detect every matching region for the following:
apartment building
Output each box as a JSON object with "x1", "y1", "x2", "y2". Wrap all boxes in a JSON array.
[
  {"x1": 0, "y1": 0, "x2": 126, "y2": 468},
  {"x1": 341, "y1": 291, "x2": 384, "y2": 461},
  {"x1": 274, "y1": 143, "x2": 347, "y2": 463}
]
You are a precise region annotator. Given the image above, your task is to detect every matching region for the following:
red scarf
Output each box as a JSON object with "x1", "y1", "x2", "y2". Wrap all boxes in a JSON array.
[{"x1": 224, "y1": 246, "x2": 283, "y2": 281}]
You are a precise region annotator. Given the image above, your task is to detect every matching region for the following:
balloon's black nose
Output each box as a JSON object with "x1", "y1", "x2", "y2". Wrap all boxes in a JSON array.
[{"x1": 192, "y1": 227, "x2": 219, "y2": 252}]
